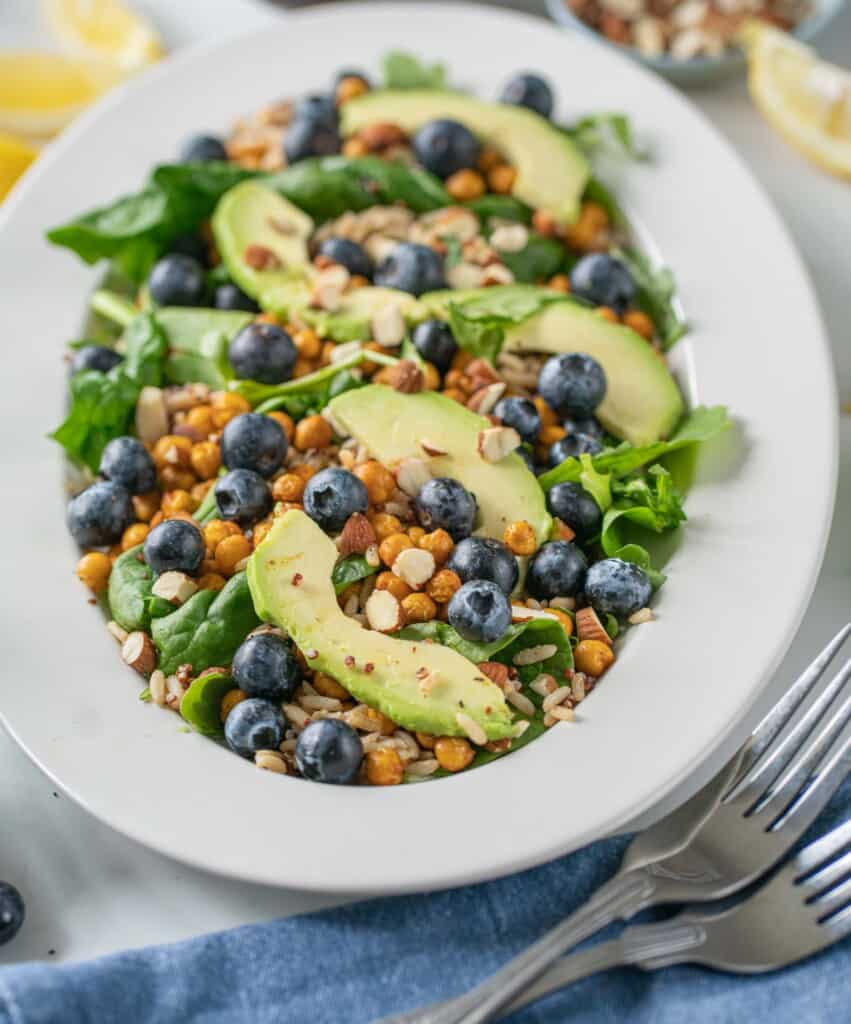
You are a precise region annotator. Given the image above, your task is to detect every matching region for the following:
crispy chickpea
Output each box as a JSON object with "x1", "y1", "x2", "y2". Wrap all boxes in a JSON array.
[
  {"x1": 185, "y1": 404, "x2": 216, "y2": 438},
  {"x1": 548, "y1": 273, "x2": 571, "y2": 294},
  {"x1": 503, "y1": 520, "x2": 537, "y2": 556},
  {"x1": 215, "y1": 533, "x2": 252, "y2": 576},
  {"x1": 313, "y1": 673, "x2": 350, "y2": 700},
  {"x1": 149, "y1": 510, "x2": 164, "y2": 529},
  {"x1": 445, "y1": 168, "x2": 486, "y2": 202},
  {"x1": 294, "y1": 414, "x2": 333, "y2": 451},
  {"x1": 190, "y1": 440, "x2": 221, "y2": 479},
  {"x1": 378, "y1": 532, "x2": 413, "y2": 567},
  {"x1": 348, "y1": 274, "x2": 369, "y2": 290},
  {"x1": 548, "y1": 607, "x2": 574, "y2": 636},
  {"x1": 426, "y1": 569, "x2": 461, "y2": 604},
  {"x1": 407, "y1": 525, "x2": 426, "y2": 545},
  {"x1": 363, "y1": 706, "x2": 396, "y2": 736},
  {"x1": 272, "y1": 473, "x2": 306, "y2": 503},
  {"x1": 274, "y1": 501, "x2": 304, "y2": 516},
  {"x1": 488, "y1": 163, "x2": 517, "y2": 195},
  {"x1": 539, "y1": 424, "x2": 567, "y2": 447},
  {"x1": 121, "y1": 522, "x2": 149, "y2": 551},
  {"x1": 442, "y1": 387, "x2": 467, "y2": 404},
  {"x1": 159, "y1": 466, "x2": 196, "y2": 492},
  {"x1": 76, "y1": 551, "x2": 112, "y2": 593},
  {"x1": 152, "y1": 434, "x2": 192, "y2": 470},
  {"x1": 252, "y1": 517, "x2": 274, "y2": 547},
  {"x1": 596, "y1": 306, "x2": 619, "y2": 323},
  {"x1": 365, "y1": 748, "x2": 405, "y2": 786},
  {"x1": 477, "y1": 144, "x2": 502, "y2": 173},
  {"x1": 421, "y1": 362, "x2": 441, "y2": 391},
  {"x1": 292, "y1": 357, "x2": 315, "y2": 379},
  {"x1": 434, "y1": 736, "x2": 475, "y2": 773},
  {"x1": 370, "y1": 512, "x2": 403, "y2": 541},
  {"x1": 623, "y1": 310, "x2": 654, "y2": 341},
  {"x1": 574, "y1": 639, "x2": 615, "y2": 677},
  {"x1": 375, "y1": 571, "x2": 413, "y2": 602},
  {"x1": 266, "y1": 410, "x2": 295, "y2": 441},
  {"x1": 342, "y1": 136, "x2": 369, "y2": 159},
  {"x1": 450, "y1": 350, "x2": 474, "y2": 372},
  {"x1": 132, "y1": 491, "x2": 160, "y2": 523},
  {"x1": 565, "y1": 201, "x2": 609, "y2": 251},
  {"x1": 211, "y1": 391, "x2": 251, "y2": 429},
  {"x1": 220, "y1": 687, "x2": 248, "y2": 722},
  {"x1": 291, "y1": 463, "x2": 316, "y2": 482},
  {"x1": 354, "y1": 460, "x2": 396, "y2": 504},
  {"x1": 294, "y1": 328, "x2": 321, "y2": 359},
  {"x1": 191, "y1": 480, "x2": 214, "y2": 504},
  {"x1": 444, "y1": 369, "x2": 465, "y2": 390},
  {"x1": 161, "y1": 490, "x2": 196, "y2": 518},
  {"x1": 532, "y1": 208, "x2": 557, "y2": 237},
  {"x1": 416, "y1": 731, "x2": 436, "y2": 750},
  {"x1": 108, "y1": 544, "x2": 122, "y2": 563},
  {"x1": 197, "y1": 572, "x2": 227, "y2": 592},
  {"x1": 418, "y1": 528, "x2": 454, "y2": 565},
  {"x1": 203, "y1": 518, "x2": 240, "y2": 551},
  {"x1": 320, "y1": 340, "x2": 337, "y2": 365},
  {"x1": 532, "y1": 395, "x2": 559, "y2": 429},
  {"x1": 402, "y1": 592, "x2": 438, "y2": 623}
]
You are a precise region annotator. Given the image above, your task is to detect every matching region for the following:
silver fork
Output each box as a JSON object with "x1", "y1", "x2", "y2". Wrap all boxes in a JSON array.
[
  {"x1": 502, "y1": 814, "x2": 851, "y2": 1017},
  {"x1": 382, "y1": 623, "x2": 851, "y2": 1024}
]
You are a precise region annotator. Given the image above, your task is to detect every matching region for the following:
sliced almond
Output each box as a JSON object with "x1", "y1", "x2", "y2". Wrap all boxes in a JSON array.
[
  {"x1": 121, "y1": 631, "x2": 157, "y2": 676},
  {"x1": 420, "y1": 439, "x2": 448, "y2": 457},
  {"x1": 447, "y1": 261, "x2": 485, "y2": 290},
  {"x1": 365, "y1": 589, "x2": 404, "y2": 632},
  {"x1": 329, "y1": 340, "x2": 362, "y2": 365},
  {"x1": 490, "y1": 223, "x2": 529, "y2": 253},
  {"x1": 386, "y1": 359, "x2": 424, "y2": 393},
  {"x1": 477, "y1": 661, "x2": 510, "y2": 687},
  {"x1": 575, "y1": 606, "x2": 613, "y2": 645},
  {"x1": 151, "y1": 571, "x2": 198, "y2": 606},
  {"x1": 481, "y1": 263, "x2": 515, "y2": 287},
  {"x1": 477, "y1": 425, "x2": 521, "y2": 463},
  {"x1": 339, "y1": 513, "x2": 377, "y2": 556},
  {"x1": 395, "y1": 457, "x2": 433, "y2": 496},
  {"x1": 510, "y1": 604, "x2": 559, "y2": 623},
  {"x1": 392, "y1": 547, "x2": 435, "y2": 588},
  {"x1": 467, "y1": 381, "x2": 506, "y2": 415},
  {"x1": 135, "y1": 386, "x2": 169, "y2": 445},
  {"x1": 455, "y1": 711, "x2": 487, "y2": 746},
  {"x1": 371, "y1": 303, "x2": 406, "y2": 348}
]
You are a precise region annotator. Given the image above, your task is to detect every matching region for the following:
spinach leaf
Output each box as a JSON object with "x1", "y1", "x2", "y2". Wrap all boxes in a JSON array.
[
  {"x1": 333, "y1": 555, "x2": 377, "y2": 594},
  {"x1": 107, "y1": 545, "x2": 171, "y2": 632},
  {"x1": 613, "y1": 247, "x2": 687, "y2": 350},
  {"x1": 234, "y1": 347, "x2": 378, "y2": 413},
  {"x1": 157, "y1": 306, "x2": 253, "y2": 387},
  {"x1": 382, "y1": 51, "x2": 448, "y2": 90},
  {"x1": 447, "y1": 285, "x2": 568, "y2": 362},
  {"x1": 567, "y1": 114, "x2": 646, "y2": 161},
  {"x1": 151, "y1": 572, "x2": 260, "y2": 675},
  {"x1": 495, "y1": 234, "x2": 566, "y2": 283},
  {"x1": 180, "y1": 669, "x2": 234, "y2": 736},
  {"x1": 465, "y1": 195, "x2": 532, "y2": 225}
]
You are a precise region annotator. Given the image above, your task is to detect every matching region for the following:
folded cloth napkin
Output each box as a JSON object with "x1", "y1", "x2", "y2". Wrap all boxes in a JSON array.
[{"x1": 2, "y1": 780, "x2": 849, "y2": 1024}]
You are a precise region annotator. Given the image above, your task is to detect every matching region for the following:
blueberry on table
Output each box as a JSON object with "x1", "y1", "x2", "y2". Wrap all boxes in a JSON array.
[
  {"x1": 215, "y1": 469, "x2": 273, "y2": 526},
  {"x1": 169, "y1": 233, "x2": 209, "y2": 266},
  {"x1": 500, "y1": 73, "x2": 554, "y2": 119},
  {"x1": 448, "y1": 579, "x2": 511, "y2": 644},
  {"x1": 563, "y1": 415, "x2": 604, "y2": 440},
  {"x1": 538, "y1": 352, "x2": 607, "y2": 418},
  {"x1": 585, "y1": 558, "x2": 652, "y2": 618},
  {"x1": 284, "y1": 118, "x2": 341, "y2": 163},
  {"x1": 303, "y1": 467, "x2": 369, "y2": 533},
  {"x1": 547, "y1": 481, "x2": 602, "y2": 542},
  {"x1": 411, "y1": 319, "x2": 457, "y2": 373},
  {"x1": 99, "y1": 436, "x2": 157, "y2": 495},
  {"x1": 415, "y1": 477, "x2": 477, "y2": 541},
  {"x1": 147, "y1": 254, "x2": 207, "y2": 308},
  {"x1": 224, "y1": 698, "x2": 286, "y2": 759},
  {"x1": 214, "y1": 282, "x2": 259, "y2": 312},
  {"x1": 143, "y1": 519, "x2": 205, "y2": 576},
  {"x1": 221, "y1": 413, "x2": 288, "y2": 478},
  {"x1": 318, "y1": 237, "x2": 372, "y2": 279},
  {"x1": 526, "y1": 541, "x2": 588, "y2": 600},
  {"x1": 67, "y1": 481, "x2": 134, "y2": 548},
  {"x1": 374, "y1": 242, "x2": 446, "y2": 296},
  {"x1": 179, "y1": 134, "x2": 228, "y2": 162},
  {"x1": 295, "y1": 94, "x2": 338, "y2": 127},
  {"x1": 447, "y1": 537, "x2": 519, "y2": 595},
  {"x1": 232, "y1": 633, "x2": 302, "y2": 703},
  {"x1": 548, "y1": 432, "x2": 604, "y2": 467},
  {"x1": 69, "y1": 345, "x2": 122, "y2": 376},
  {"x1": 228, "y1": 322, "x2": 297, "y2": 385},
  {"x1": 0, "y1": 882, "x2": 24, "y2": 946},
  {"x1": 295, "y1": 719, "x2": 363, "y2": 784},
  {"x1": 570, "y1": 254, "x2": 636, "y2": 314},
  {"x1": 493, "y1": 396, "x2": 541, "y2": 445},
  {"x1": 412, "y1": 119, "x2": 480, "y2": 179}
]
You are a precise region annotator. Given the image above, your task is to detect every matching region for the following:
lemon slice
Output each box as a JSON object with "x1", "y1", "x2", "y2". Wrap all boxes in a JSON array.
[
  {"x1": 741, "y1": 21, "x2": 851, "y2": 180},
  {"x1": 45, "y1": 0, "x2": 163, "y2": 70},
  {"x1": 0, "y1": 132, "x2": 37, "y2": 201}
]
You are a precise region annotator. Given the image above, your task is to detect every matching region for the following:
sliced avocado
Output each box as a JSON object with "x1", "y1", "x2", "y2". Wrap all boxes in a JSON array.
[
  {"x1": 248, "y1": 511, "x2": 515, "y2": 740},
  {"x1": 340, "y1": 90, "x2": 589, "y2": 225},
  {"x1": 212, "y1": 181, "x2": 313, "y2": 302},
  {"x1": 329, "y1": 385, "x2": 551, "y2": 544}
]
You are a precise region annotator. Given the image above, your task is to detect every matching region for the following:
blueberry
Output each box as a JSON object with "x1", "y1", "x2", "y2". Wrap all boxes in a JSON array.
[
  {"x1": 448, "y1": 580, "x2": 511, "y2": 644},
  {"x1": 224, "y1": 698, "x2": 286, "y2": 760},
  {"x1": 169, "y1": 233, "x2": 209, "y2": 266},
  {"x1": 411, "y1": 319, "x2": 457, "y2": 373},
  {"x1": 570, "y1": 254, "x2": 636, "y2": 314},
  {"x1": 295, "y1": 719, "x2": 363, "y2": 784},
  {"x1": 295, "y1": 94, "x2": 338, "y2": 127},
  {"x1": 563, "y1": 415, "x2": 604, "y2": 440},
  {"x1": 526, "y1": 541, "x2": 588, "y2": 600},
  {"x1": 547, "y1": 482, "x2": 602, "y2": 542},
  {"x1": 549, "y1": 432, "x2": 604, "y2": 467},
  {"x1": 0, "y1": 882, "x2": 25, "y2": 947},
  {"x1": 303, "y1": 467, "x2": 368, "y2": 533},
  {"x1": 493, "y1": 396, "x2": 541, "y2": 444},
  {"x1": 232, "y1": 633, "x2": 302, "y2": 703},
  {"x1": 415, "y1": 477, "x2": 477, "y2": 540},
  {"x1": 500, "y1": 73, "x2": 554, "y2": 118},
  {"x1": 334, "y1": 68, "x2": 370, "y2": 89},
  {"x1": 179, "y1": 134, "x2": 227, "y2": 162},
  {"x1": 67, "y1": 481, "x2": 134, "y2": 548},
  {"x1": 374, "y1": 242, "x2": 445, "y2": 297},
  {"x1": 284, "y1": 118, "x2": 341, "y2": 163},
  {"x1": 447, "y1": 537, "x2": 518, "y2": 595},
  {"x1": 148, "y1": 254, "x2": 206, "y2": 307},
  {"x1": 585, "y1": 558, "x2": 652, "y2": 619},
  {"x1": 538, "y1": 353, "x2": 607, "y2": 418},
  {"x1": 69, "y1": 345, "x2": 122, "y2": 376},
  {"x1": 318, "y1": 237, "x2": 372, "y2": 278},
  {"x1": 221, "y1": 413, "x2": 287, "y2": 478},
  {"x1": 215, "y1": 469, "x2": 272, "y2": 525},
  {"x1": 143, "y1": 519, "x2": 205, "y2": 576},
  {"x1": 412, "y1": 119, "x2": 480, "y2": 179},
  {"x1": 228, "y1": 322, "x2": 297, "y2": 384},
  {"x1": 214, "y1": 282, "x2": 259, "y2": 312},
  {"x1": 99, "y1": 436, "x2": 157, "y2": 494}
]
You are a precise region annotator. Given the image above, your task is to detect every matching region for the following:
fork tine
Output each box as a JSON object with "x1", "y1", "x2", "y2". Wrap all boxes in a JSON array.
[
  {"x1": 811, "y1": 876, "x2": 851, "y2": 922},
  {"x1": 797, "y1": 827, "x2": 851, "y2": 891},
  {"x1": 726, "y1": 625, "x2": 851, "y2": 801},
  {"x1": 770, "y1": 727, "x2": 851, "y2": 835},
  {"x1": 821, "y1": 902, "x2": 851, "y2": 936}
]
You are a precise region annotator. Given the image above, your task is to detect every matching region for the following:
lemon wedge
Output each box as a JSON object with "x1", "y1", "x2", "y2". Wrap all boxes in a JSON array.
[
  {"x1": 45, "y1": 0, "x2": 163, "y2": 70},
  {"x1": 741, "y1": 21, "x2": 851, "y2": 180},
  {"x1": 0, "y1": 132, "x2": 37, "y2": 201}
]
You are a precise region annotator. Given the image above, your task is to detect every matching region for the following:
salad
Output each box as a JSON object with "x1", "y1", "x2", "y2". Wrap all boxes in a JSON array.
[{"x1": 50, "y1": 55, "x2": 728, "y2": 786}]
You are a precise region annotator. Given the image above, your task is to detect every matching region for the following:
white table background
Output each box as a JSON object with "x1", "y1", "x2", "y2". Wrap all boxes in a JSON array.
[{"x1": 1, "y1": 0, "x2": 849, "y2": 967}]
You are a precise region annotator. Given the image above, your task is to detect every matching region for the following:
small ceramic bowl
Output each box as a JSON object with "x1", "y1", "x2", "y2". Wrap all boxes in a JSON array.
[{"x1": 545, "y1": 0, "x2": 846, "y2": 84}]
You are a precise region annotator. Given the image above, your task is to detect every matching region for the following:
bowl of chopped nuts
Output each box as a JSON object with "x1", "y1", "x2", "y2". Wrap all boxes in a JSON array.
[{"x1": 546, "y1": 0, "x2": 845, "y2": 83}]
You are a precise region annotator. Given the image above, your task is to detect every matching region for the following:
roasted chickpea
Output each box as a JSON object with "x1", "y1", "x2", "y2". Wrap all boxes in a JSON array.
[
  {"x1": 477, "y1": 144, "x2": 502, "y2": 173},
  {"x1": 320, "y1": 340, "x2": 337, "y2": 365},
  {"x1": 434, "y1": 736, "x2": 474, "y2": 772},
  {"x1": 161, "y1": 489, "x2": 197, "y2": 518},
  {"x1": 548, "y1": 607, "x2": 574, "y2": 636},
  {"x1": 76, "y1": 551, "x2": 112, "y2": 592},
  {"x1": 407, "y1": 525, "x2": 426, "y2": 545},
  {"x1": 450, "y1": 350, "x2": 474, "y2": 373},
  {"x1": 363, "y1": 706, "x2": 396, "y2": 736},
  {"x1": 370, "y1": 512, "x2": 403, "y2": 541},
  {"x1": 402, "y1": 592, "x2": 438, "y2": 623},
  {"x1": 418, "y1": 528, "x2": 454, "y2": 565},
  {"x1": 313, "y1": 673, "x2": 350, "y2": 700},
  {"x1": 442, "y1": 387, "x2": 467, "y2": 404},
  {"x1": 548, "y1": 274, "x2": 571, "y2": 294},
  {"x1": 488, "y1": 163, "x2": 517, "y2": 194},
  {"x1": 121, "y1": 522, "x2": 149, "y2": 551},
  {"x1": 375, "y1": 571, "x2": 413, "y2": 602},
  {"x1": 596, "y1": 306, "x2": 619, "y2": 323},
  {"x1": 342, "y1": 136, "x2": 369, "y2": 159},
  {"x1": 191, "y1": 480, "x2": 214, "y2": 504},
  {"x1": 574, "y1": 639, "x2": 615, "y2": 677},
  {"x1": 354, "y1": 460, "x2": 396, "y2": 504},
  {"x1": 132, "y1": 491, "x2": 160, "y2": 523},
  {"x1": 532, "y1": 395, "x2": 559, "y2": 429},
  {"x1": 152, "y1": 434, "x2": 192, "y2": 470},
  {"x1": 503, "y1": 520, "x2": 537, "y2": 556},
  {"x1": 415, "y1": 731, "x2": 436, "y2": 750},
  {"x1": 365, "y1": 748, "x2": 405, "y2": 786},
  {"x1": 425, "y1": 569, "x2": 461, "y2": 604},
  {"x1": 185, "y1": 404, "x2": 216, "y2": 438},
  {"x1": 211, "y1": 391, "x2": 251, "y2": 429},
  {"x1": 203, "y1": 518, "x2": 240, "y2": 551},
  {"x1": 292, "y1": 357, "x2": 315, "y2": 379},
  {"x1": 291, "y1": 463, "x2": 316, "y2": 482},
  {"x1": 190, "y1": 440, "x2": 221, "y2": 479},
  {"x1": 158, "y1": 466, "x2": 196, "y2": 492},
  {"x1": 294, "y1": 414, "x2": 333, "y2": 451},
  {"x1": 215, "y1": 533, "x2": 252, "y2": 576},
  {"x1": 539, "y1": 424, "x2": 567, "y2": 447},
  {"x1": 445, "y1": 168, "x2": 486, "y2": 202},
  {"x1": 252, "y1": 518, "x2": 274, "y2": 547},
  {"x1": 197, "y1": 572, "x2": 227, "y2": 592},
  {"x1": 531, "y1": 208, "x2": 557, "y2": 237},
  {"x1": 565, "y1": 201, "x2": 609, "y2": 252},
  {"x1": 272, "y1": 473, "x2": 306, "y2": 503},
  {"x1": 294, "y1": 328, "x2": 321, "y2": 359},
  {"x1": 623, "y1": 310, "x2": 654, "y2": 341},
  {"x1": 378, "y1": 532, "x2": 413, "y2": 567},
  {"x1": 266, "y1": 410, "x2": 295, "y2": 441},
  {"x1": 220, "y1": 688, "x2": 248, "y2": 722}
]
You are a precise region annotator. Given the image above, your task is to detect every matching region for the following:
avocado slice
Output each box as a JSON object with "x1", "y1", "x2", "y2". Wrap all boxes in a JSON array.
[
  {"x1": 340, "y1": 90, "x2": 589, "y2": 225},
  {"x1": 329, "y1": 385, "x2": 552, "y2": 544},
  {"x1": 248, "y1": 510, "x2": 515, "y2": 740}
]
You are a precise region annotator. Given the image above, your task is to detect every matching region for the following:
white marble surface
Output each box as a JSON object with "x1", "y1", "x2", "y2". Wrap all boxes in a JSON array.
[{"x1": 1, "y1": 0, "x2": 849, "y2": 968}]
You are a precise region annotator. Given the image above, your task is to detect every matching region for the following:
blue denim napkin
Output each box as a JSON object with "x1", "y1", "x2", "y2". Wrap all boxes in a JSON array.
[{"x1": 2, "y1": 781, "x2": 848, "y2": 1024}]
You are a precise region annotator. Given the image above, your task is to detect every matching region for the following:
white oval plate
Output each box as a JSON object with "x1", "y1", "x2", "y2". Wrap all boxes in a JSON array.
[{"x1": 0, "y1": 3, "x2": 836, "y2": 893}]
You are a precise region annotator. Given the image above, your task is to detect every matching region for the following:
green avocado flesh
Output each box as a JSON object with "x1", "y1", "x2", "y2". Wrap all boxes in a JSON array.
[
  {"x1": 340, "y1": 89, "x2": 590, "y2": 225},
  {"x1": 329, "y1": 385, "x2": 552, "y2": 545},
  {"x1": 248, "y1": 511, "x2": 515, "y2": 739}
]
